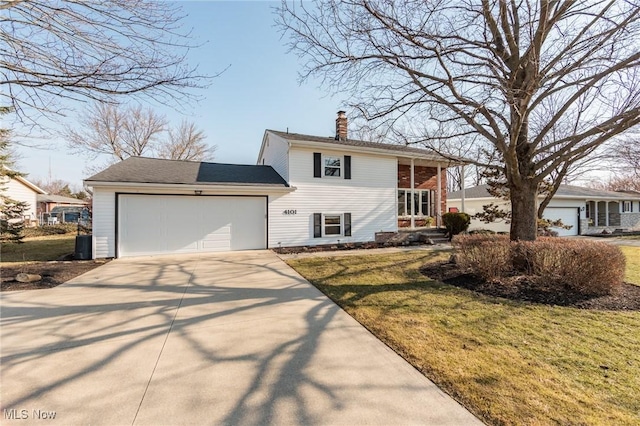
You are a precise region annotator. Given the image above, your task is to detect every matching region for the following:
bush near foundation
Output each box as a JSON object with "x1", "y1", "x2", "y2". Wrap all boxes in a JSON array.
[
  {"x1": 442, "y1": 212, "x2": 471, "y2": 239},
  {"x1": 451, "y1": 235, "x2": 626, "y2": 296}
]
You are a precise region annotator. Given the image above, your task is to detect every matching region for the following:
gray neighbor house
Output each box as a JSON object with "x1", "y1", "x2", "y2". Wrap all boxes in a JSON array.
[{"x1": 448, "y1": 184, "x2": 640, "y2": 236}]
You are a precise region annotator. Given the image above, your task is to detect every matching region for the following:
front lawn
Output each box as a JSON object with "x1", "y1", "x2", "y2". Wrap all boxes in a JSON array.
[
  {"x1": 287, "y1": 251, "x2": 640, "y2": 425},
  {"x1": 621, "y1": 246, "x2": 640, "y2": 285},
  {"x1": 1, "y1": 235, "x2": 76, "y2": 263}
]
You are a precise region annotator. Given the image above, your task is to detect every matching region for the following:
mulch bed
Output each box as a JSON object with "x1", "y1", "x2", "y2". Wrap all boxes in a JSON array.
[
  {"x1": 420, "y1": 261, "x2": 640, "y2": 311},
  {"x1": 1, "y1": 260, "x2": 110, "y2": 291}
]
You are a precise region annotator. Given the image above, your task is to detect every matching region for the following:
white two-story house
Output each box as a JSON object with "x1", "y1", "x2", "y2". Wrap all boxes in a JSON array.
[{"x1": 86, "y1": 112, "x2": 457, "y2": 258}]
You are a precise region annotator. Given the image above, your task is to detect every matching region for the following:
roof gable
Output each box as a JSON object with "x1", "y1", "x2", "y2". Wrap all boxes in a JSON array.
[
  {"x1": 37, "y1": 194, "x2": 88, "y2": 204},
  {"x1": 6, "y1": 175, "x2": 47, "y2": 194}
]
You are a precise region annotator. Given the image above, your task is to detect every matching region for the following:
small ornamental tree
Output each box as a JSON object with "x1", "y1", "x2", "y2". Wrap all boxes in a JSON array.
[
  {"x1": 0, "y1": 107, "x2": 27, "y2": 243},
  {"x1": 0, "y1": 196, "x2": 28, "y2": 243}
]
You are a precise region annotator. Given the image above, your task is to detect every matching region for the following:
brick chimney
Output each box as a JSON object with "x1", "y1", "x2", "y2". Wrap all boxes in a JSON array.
[{"x1": 335, "y1": 111, "x2": 347, "y2": 141}]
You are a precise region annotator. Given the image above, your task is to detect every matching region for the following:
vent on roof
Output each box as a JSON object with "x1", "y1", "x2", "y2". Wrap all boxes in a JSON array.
[{"x1": 335, "y1": 111, "x2": 347, "y2": 141}]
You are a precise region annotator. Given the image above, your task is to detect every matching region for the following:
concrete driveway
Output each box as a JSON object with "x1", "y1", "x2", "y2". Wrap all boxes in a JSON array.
[{"x1": 1, "y1": 251, "x2": 480, "y2": 425}]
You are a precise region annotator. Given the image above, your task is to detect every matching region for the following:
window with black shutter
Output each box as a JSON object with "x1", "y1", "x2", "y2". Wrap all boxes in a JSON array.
[
  {"x1": 313, "y1": 153, "x2": 321, "y2": 178},
  {"x1": 344, "y1": 213, "x2": 351, "y2": 236},
  {"x1": 344, "y1": 155, "x2": 351, "y2": 179},
  {"x1": 313, "y1": 213, "x2": 322, "y2": 237}
]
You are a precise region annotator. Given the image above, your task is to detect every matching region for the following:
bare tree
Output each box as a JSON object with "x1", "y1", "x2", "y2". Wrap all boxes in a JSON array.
[
  {"x1": 610, "y1": 135, "x2": 640, "y2": 178},
  {"x1": 157, "y1": 120, "x2": 214, "y2": 161},
  {"x1": 278, "y1": 0, "x2": 640, "y2": 241},
  {"x1": 66, "y1": 103, "x2": 214, "y2": 172},
  {"x1": 31, "y1": 178, "x2": 88, "y2": 198},
  {"x1": 1, "y1": 0, "x2": 216, "y2": 125},
  {"x1": 588, "y1": 175, "x2": 640, "y2": 192},
  {"x1": 66, "y1": 103, "x2": 166, "y2": 163}
]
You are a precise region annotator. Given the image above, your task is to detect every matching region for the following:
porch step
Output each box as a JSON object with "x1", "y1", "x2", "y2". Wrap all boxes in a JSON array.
[{"x1": 377, "y1": 228, "x2": 450, "y2": 245}]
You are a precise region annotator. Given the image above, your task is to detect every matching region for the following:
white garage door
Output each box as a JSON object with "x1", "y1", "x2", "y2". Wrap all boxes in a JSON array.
[
  {"x1": 118, "y1": 195, "x2": 266, "y2": 257},
  {"x1": 542, "y1": 207, "x2": 579, "y2": 236}
]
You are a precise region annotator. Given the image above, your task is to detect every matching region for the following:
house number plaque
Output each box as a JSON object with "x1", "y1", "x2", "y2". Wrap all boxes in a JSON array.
[{"x1": 283, "y1": 209, "x2": 297, "y2": 215}]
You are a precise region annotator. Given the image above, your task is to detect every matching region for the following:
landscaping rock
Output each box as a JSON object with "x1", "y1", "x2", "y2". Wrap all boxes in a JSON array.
[{"x1": 15, "y1": 273, "x2": 42, "y2": 283}]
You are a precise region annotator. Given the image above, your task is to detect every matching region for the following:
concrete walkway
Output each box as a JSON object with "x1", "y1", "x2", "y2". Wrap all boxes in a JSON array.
[{"x1": 1, "y1": 251, "x2": 480, "y2": 425}]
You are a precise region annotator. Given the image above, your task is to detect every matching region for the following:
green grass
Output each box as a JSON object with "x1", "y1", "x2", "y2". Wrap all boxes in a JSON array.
[
  {"x1": 1, "y1": 235, "x2": 76, "y2": 263},
  {"x1": 287, "y1": 251, "x2": 640, "y2": 426},
  {"x1": 621, "y1": 246, "x2": 640, "y2": 285}
]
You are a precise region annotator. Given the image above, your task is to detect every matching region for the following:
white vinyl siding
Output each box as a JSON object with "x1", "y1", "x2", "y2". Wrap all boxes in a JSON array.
[
  {"x1": 268, "y1": 147, "x2": 396, "y2": 247},
  {"x1": 2, "y1": 178, "x2": 39, "y2": 220},
  {"x1": 258, "y1": 133, "x2": 289, "y2": 182},
  {"x1": 92, "y1": 188, "x2": 117, "y2": 258}
]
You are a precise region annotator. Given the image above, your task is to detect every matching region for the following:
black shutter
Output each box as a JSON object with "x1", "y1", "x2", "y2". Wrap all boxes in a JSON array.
[
  {"x1": 313, "y1": 213, "x2": 322, "y2": 238},
  {"x1": 344, "y1": 155, "x2": 351, "y2": 179},
  {"x1": 313, "y1": 153, "x2": 321, "y2": 178},
  {"x1": 344, "y1": 213, "x2": 352, "y2": 236}
]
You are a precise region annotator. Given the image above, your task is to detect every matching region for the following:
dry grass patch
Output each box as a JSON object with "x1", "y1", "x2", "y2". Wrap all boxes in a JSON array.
[
  {"x1": 1, "y1": 235, "x2": 76, "y2": 263},
  {"x1": 287, "y1": 251, "x2": 640, "y2": 426},
  {"x1": 621, "y1": 246, "x2": 640, "y2": 285}
]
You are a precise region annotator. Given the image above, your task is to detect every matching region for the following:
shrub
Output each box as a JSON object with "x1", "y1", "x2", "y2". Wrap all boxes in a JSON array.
[
  {"x1": 525, "y1": 238, "x2": 625, "y2": 296},
  {"x1": 452, "y1": 235, "x2": 511, "y2": 280},
  {"x1": 442, "y1": 212, "x2": 471, "y2": 239},
  {"x1": 452, "y1": 235, "x2": 625, "y2": 296}
]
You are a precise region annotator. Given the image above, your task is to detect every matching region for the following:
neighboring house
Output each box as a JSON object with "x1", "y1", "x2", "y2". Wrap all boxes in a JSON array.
[
  {"x1": 85, "y1": 112, "x2": 459, "y2": 258},
  {"x1": 37, "y1": 194, "x2": 90, "y2": 224},
  {"x1": 0, "y1": 175, "x2": 46, "y2": 225},
  {"x1": 448, "y1": 184, "x2": 640, "y2": 236},
  {"x1": 37, "y1": 193, "x2": 88, "y2": 214}
]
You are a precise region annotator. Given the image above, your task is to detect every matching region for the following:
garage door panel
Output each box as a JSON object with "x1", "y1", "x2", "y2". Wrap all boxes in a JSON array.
[
  {"x1": 542, "y1": 207, "x2": 578, "y2": 236},
  {"x1": 118, "y1": 195, "x2": 266, "y2": 257},
  {"x1": 201, "y1": 227, "x2": 231, "y2": 251}
]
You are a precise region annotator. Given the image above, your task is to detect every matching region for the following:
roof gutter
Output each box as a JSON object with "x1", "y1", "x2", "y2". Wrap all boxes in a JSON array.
[{"x1": 84, "y1": 181, "x2": 296, "y2": 194}]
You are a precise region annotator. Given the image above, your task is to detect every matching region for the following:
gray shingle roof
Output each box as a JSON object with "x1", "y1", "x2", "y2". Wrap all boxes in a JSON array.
[
  {"x1": 267, "y1": 130, "x2": 460, "y2": 162},
  {"x1": 37, "y1": 194, "x2": 88, "y2": 204},
  {"x1": 85, "y1": 157, "x2": 289, "y2": 187},
  {"x1": 448, "y1": 184, "x2": 640, "y2": 200}
]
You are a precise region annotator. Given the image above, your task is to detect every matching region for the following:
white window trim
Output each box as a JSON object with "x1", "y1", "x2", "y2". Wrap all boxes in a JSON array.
[
  {"x1": 323, "y1": 213, "x2": 343, "y2": 236},
  {"x1": 397, "y1": 189, "x2": 433, "y2": 217},
  {"x1": 323, "y1": 155, "x2": 342, "y2": 178},
  {"x1": 623, "y1": 201, "x2": 632, "y2": 212}
]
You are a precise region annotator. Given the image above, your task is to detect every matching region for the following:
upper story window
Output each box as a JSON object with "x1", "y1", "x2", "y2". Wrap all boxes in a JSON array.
[
  {"x1": 324, "y1": 156, "x2": 341, "y2": 177},
  {"x1": 314, "y1": 152, "x2": 351, "y2": 180}
]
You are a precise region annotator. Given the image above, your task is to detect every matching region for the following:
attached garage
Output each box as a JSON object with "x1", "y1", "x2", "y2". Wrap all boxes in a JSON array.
[
  {"x1": 118, "y1": 195, "x2": 267, "y2": 257},
  {"x1": 542, "y1": 207, "x2": 579, "y2": 236},
  {"x1": 85, "y1": 157, "x2": 292, "y2": 259}
]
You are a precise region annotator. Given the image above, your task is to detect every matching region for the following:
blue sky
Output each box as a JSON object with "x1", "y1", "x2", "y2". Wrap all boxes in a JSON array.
[{"x1": 14, "y1": 1, "x2": 341, "y2": 188}]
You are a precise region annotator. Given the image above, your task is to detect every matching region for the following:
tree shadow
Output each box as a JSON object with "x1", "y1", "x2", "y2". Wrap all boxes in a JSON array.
[{"x1": 1, "y1": 251, "x2": 436, "y2": 424}]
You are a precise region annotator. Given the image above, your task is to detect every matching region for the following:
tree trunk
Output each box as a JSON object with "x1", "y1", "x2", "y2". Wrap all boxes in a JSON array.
[
  {"x1": 509, "y1": 181, "x2": 538, "y2": 241},
  {"x1": 509, "y1": 181, "x2": 538, "y2": 273}
]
